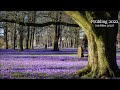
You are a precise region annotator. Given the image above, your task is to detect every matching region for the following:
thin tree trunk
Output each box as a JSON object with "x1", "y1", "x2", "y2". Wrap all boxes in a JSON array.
[
  {"x1": 59, "y1": 26, "x2": 62, "y2": 49},
  {"x1": 29, "y1": 27, "x2": 35, "y2": 49},
  {"x1": 75, "y1": 31, "x2": 78, "y2": 48},
  {"x1": 31, "y1": 27, "x2": 35, "y2": 49},
  {"x1": 4, "y1": 22, "x2": 8, "y2": 49},
  {"x1": 54, "y1": 12, "x2": 62, "y2": 51},
  {"x1": 117, "y1": 30, "x2": 120, "y2": 49},
  {"x1": 29, "y1": 27, "x2": 32, "y2": 49},
  {"x1": 32, "y1": 11, "x2": 36, "y2": 49},
  {"x1": 26, "y1": 26, "x2": 30, "y2": 49},
  {"x1": 13, "y1": 23, "x2": 16, "y2": 49},
  {"x1": 71, "y1": 39, "x2": 73, "y2": 48},
  {"x1": 54, "y1": 24, "x2": 59, "y2": 51},
  {"x1": 19, "y1": 25, "x2": 23, "y2": 51}
]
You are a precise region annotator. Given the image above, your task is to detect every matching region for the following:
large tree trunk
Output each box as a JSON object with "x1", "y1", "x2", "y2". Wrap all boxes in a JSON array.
[
  {"x1": 79, "y1": 28, "x2": 120, "y2": 78},
  {"x1": 65, "y1": 11, "x2": 120, "y2": 78}
]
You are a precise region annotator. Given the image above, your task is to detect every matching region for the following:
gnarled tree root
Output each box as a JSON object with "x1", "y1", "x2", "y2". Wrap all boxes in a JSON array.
[
  {"x1": 74, "y1": 65, "x2": 91, "y2": 77},
  {"x1": 74, "y1": 66, "x2": 120, "y2": 79}
]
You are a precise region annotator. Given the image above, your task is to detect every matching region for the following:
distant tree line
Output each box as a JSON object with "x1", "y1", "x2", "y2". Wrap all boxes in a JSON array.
[{"x1": 0, "y1": 11, "x2": 86, "y2": 51}]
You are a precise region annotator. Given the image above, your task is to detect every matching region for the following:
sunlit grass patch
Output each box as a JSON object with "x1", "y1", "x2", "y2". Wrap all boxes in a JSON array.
[
  {"x1": 36, "y1": 72, "x2": 47, "y2": 79},
  {"x1": 9, "y1": 72, "x2": 36, "y2": 79},
  {"x1": 11, "y1": 72, "x2": 25, "y2": 77},
  {"x1": 10, "y1": 72, "x2": 28, "y2": 79},
  {"x1": 45, "y1": 73, "x2": 79, "y2": 79},
  {"x1": 0, "y1": 74, "x2": 4, "y2": 78},
  {"x1": 9, "y1": 71, "x2": 49, "y2": 79}
]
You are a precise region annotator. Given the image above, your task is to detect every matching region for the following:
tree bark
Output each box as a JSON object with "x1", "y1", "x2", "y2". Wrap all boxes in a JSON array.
[
  {"x1": 26, "y1": 26, "x2": 30, "y2": 49},
  {"x1": 0, "y1": 18, "x2": 79, "y2": 27},
  {"x1": 54, "y1": 23, "x2": 60, "y2": 51},
  {"x1": 19, "y1": 25, "x2": 23, "y2": 51},
  {"x1": 29, "y1": 27, "x2": 32, "y2": 49},
  {"x1": 31, "y1": 11, "x2": 36, "y2": 49},
  {"x1": 4, "y1": 22, "x2": 8, "y2": 49},
  {"x1": 117, "y1": 30, "x2": 120, "y2": 49},
  {"x1": 65, "y1": 11, "x2": 120, "y2": 78},
  {"x1": 54, "y1": 12, "x2": 62, "y2": 51},
  {"x1": 13, "y1": 23, "x2": 17, "y2": 49},
  {"x1": 31, "y1": 27, "x2": 35, "y2": 49}
]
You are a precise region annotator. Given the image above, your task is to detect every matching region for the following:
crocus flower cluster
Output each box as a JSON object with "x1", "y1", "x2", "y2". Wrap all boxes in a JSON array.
[{"x1": 0, "y1": 49, "x2": 120, "y2": 79}]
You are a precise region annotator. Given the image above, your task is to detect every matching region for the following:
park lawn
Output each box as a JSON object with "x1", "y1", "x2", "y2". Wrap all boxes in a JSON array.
[{"x1": 0, "y1": 49, "x2": 120, "y2": 79}]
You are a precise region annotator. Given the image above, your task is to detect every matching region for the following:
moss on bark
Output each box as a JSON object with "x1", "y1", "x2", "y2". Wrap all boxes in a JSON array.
[{"x1": 65, "y1": 11, "x2": 120, "y2": 79}]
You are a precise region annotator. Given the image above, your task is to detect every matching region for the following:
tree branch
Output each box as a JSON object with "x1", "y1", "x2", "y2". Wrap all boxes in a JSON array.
[
  {"x1": 0, "y1": 18, "x2": 79, "y2": 27},
  {"x1": 65, "y1": 11, "x2": 93, "y2": 31}
]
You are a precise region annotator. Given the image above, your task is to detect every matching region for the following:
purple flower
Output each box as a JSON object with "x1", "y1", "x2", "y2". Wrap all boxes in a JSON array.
[{"x1": 0, "y1": 49, "x2": 120, "y2": 79}]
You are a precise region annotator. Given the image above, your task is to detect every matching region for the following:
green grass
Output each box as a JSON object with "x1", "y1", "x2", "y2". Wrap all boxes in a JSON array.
[
  {"x1": 0, "y1": 71, "x2": 79, "y2": 79},
  {"x1": 8, "y1": 72, "x2": 49, "y2": 79}
]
